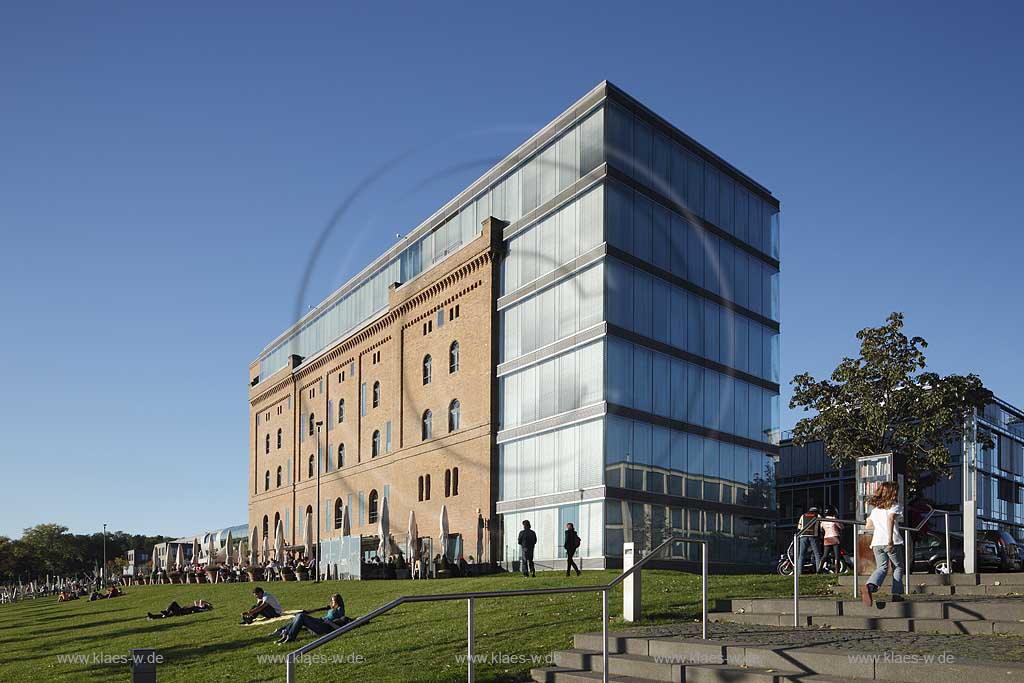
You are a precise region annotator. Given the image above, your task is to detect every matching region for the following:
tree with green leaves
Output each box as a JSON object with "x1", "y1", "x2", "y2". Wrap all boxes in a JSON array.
[{"x1": 789, "y1": 312, "x2": 992, "y2": 493}]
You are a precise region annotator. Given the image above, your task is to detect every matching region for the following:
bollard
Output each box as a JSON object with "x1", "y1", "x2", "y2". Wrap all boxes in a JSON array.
[
  {"x1": 622, "y1": 542, "x2": 641, "y2": 622},
  {"x1": 130, "y1": 649, "x2": 157, "y2": 683}
]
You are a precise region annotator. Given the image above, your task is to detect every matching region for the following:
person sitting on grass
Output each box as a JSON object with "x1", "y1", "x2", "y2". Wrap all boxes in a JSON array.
[
  {"x1": 89, "y1": 586, "x2": 123, "y2": 601},
  {"x1": 148, "y1": 600, "x2": 213, "y2": 619},
  {"x1": 58, "y1": 591, "x2": 78, "y2": 602},
  {"x1": 272, "y1": 593, "x2": 351, "y2": 645},
  {"x1": 241, "y1": 587, "x2": 282, "y2": 624}
]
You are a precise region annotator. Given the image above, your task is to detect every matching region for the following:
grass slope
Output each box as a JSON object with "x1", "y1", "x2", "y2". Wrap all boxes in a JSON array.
[{"x1": 0, "y1": 571, "x2": 833, "y2": 682}]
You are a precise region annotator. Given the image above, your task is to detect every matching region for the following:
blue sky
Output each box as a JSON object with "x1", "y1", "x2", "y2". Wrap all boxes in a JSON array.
[{"x1": 2, "y1": 2, "x2": 1021, "y2": 539}]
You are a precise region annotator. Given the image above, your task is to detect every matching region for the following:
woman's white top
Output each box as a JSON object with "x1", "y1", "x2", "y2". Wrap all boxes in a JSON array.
[{"x1": 868, "y1": 504, "x2": 903, "y2": 547}]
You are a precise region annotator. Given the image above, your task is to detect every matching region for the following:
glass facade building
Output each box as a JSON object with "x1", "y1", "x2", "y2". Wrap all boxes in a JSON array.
[{"x1": 254, "y1": 82, "x2": 781, "y2": 568}]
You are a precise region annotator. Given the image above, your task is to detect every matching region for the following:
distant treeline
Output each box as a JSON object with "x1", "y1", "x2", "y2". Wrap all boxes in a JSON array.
[{"x1": 0, "y1": 523, "x2": 175, "y2": 582}]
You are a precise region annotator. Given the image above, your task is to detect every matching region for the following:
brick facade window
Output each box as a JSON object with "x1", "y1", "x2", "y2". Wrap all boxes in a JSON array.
[
  {"x1": 368, "y1": 489, "x2": 379, "y2": 524},
  {"x1": 449, "y1": 341, "x2": 459, "y2": 373},
  {"x1": 423, "y1": 355, "x2": 432, "y2": 385},
  {"x1": 422, "y1": 410, "x2": 432, "y2": 441},
  {"x1": 448, "y1": 399, "x2": 460, "y2": 432},
  {"x1": 372, "y1": 430, "x2": 381, "y2": 457}
]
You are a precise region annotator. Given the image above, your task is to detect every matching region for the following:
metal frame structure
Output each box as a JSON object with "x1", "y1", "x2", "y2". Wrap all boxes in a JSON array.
[{"x1": 285, "y1": 536, "x2": 710, "y2": 683}]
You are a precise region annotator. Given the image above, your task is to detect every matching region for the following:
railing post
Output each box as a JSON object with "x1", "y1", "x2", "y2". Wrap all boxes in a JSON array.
[
  {"x1": 286, "y1": 654, "x2": 295, "y2": 683},
  {"x1": 601, "y1": 589, "x2": 609, "y2": 683},
  {"x1": 467, "y1": 597, "x2": 475, "y2": 683},
  {"x1": 792, "y1": 531, "x2": 800, "y2": 627},
  {"x1": 701, "y1": 542, "x2": 708, "y2": 640},
  {"x1": 852, "y1": 525, "x2": 859, "y2": 600},
  {"x1": 945, "y1": 514, "x2": 951, "y2": 575},
  {"x1": 904, "y1": 529, "x2": 911, "y2": 576}
]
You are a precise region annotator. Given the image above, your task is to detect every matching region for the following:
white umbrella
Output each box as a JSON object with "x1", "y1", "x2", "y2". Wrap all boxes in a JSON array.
[
  {"x1": 262, "y1": 536, "x2": 269, "y2": 564},
  {"x1": 207, "y1": 533, "x2": 215, "y2": 568},
  {"x1": 152, "y1": 545, "x2": 160, "y2": 572},
  {"x1": 476, "y1": 510, "x2": 485, "y2": 563},
  {"x1": 274, "y1": 518, "x2": 285, "y2": 562},
  {"x1": 175, "y1": 544, "x2": 185, "y2": 572},
  {"x1": 342, "y1": 505, "x2": 351, "y2": 537},
  {"x1": 303, "y1": 510, "x2": 314, "y2": 562},
  {"x1": 191, "y1": 537, "x2": 201, "y2": 569},
  {"x1": 223, "y1": 530, "x2": 234, "y2": 566},
  {"x1": 377, "y1": 497, "x2": 391, "y2": 560},
  {"x1": 439, "y1": 505, "x2": 450, "y2": 560},
  {"x1": 407, "y1": 510, "x2": 419, "y2": 562},
  {"x1": 249, "y1": 527, "x2": 259, "y2": 567}
]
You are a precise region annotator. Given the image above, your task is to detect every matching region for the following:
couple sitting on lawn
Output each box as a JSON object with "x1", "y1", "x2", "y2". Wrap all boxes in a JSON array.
[{"x1": 238, "y1": 587, "x2": 354, "y2": 645}]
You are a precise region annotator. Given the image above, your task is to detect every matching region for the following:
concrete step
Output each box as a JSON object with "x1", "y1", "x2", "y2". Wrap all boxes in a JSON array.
[
  {"x1": 531, "y1": 664, "x2": 866, "y2": 683},
  {"x1": 832, "y1": 583, "x2": 1024, "y2": 597},
  {"x1": 554, "y1": 649, "x2": 682, "y2": 681},
  {"x1": 571, "y1": 633, "x2": 1024, "y2": 683},
  {"x1": 836, "y1": 572, "x2": 1024, "y2": 587},
  {"x1": 711, "y1": 611, "x2": 1024, "y2": 635},
  {"x1": 717, "y1": 597, "x2": 1024, "y2": 621},
  {"x1": 531, "y1": 667, "x2": 657, "y2": 683}
]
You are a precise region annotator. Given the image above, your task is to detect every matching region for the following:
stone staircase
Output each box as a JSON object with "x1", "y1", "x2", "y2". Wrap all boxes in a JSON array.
[{"x1": 530, "y1": 573, "x2": 1024, "y2": 683}]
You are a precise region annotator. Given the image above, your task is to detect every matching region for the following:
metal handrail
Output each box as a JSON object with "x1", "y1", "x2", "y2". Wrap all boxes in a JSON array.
[
  {"x1": 792, "y1": 506, "x2": 959, "y2": 626},
  {"x1": 285, "y1": 536, "x2": 709, "y2": 683}
]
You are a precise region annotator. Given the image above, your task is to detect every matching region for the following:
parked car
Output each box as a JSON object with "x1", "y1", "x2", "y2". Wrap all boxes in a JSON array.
[
  {"x1": 910, "y1": 531, "x2": 1002, "y2": 574},
  {"x1": 978, "y1": 530, "x2": 1023, "y2": 572}
]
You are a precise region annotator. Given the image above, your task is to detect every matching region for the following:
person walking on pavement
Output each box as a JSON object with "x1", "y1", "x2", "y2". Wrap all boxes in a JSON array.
[
  {"x1": 796, "y1": 507, "x2": 823, "y2": 573},
  {"x1": 862, "y1": 481, "x2": 905, "y2": 605},
  {"x1": 518, "y1": 520, "x2": 537, "y2": 577},
  {"x1": 564, "y1": 523, "x2": 582, "y2": 577}
]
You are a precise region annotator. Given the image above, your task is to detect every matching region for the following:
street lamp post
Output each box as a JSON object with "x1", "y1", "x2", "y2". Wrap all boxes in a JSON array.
[
  {"x1": 315, "y1": 420, "x2": 324, "y2": 584},
  {"x1": 102, "y1": 524, "x2": 107, "y2": 586}
]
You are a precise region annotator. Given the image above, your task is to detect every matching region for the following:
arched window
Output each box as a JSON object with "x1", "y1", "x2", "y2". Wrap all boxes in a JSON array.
[
  {"x1": 262, "y1": 515, "x2": 269, "y2": 539},
  {"x1": 277, "y1": 428, "x2": 282, "y2": 449},
  {"x1": 372, "y1": 430, "x2": 381, "y2": 457},
  {"x1": 425, "y1": 474, "x2": 431, "y2": 500},
  {"x1": 265, "y1": 471, "x2": 271, "y2": 491},
  {"x1": 452, "y1": 467, "x2": 459, "y2": 496},
  {"x1": 308, "y1": 454, "x2": 315, "y2": 478},
  {"x1": 422, "y1": 355, "x2": 432, "y2": 385},
  {"x1": 445, "y1": 469, "x2": 451, "y2": 498},
  {"x1": 309, "y1": 413, "x2": 316, "y2": 436},
  {"x1": 372, "y1": 381, "x2": 380, "y2": 408},
  {"x1": 368, "y1": 489, "x2": 379, "y2": 524},
  {"x1": 273, "y1": 512, "x2": 281, "y2": 535},
  {"x1": 449, "y1": 341, "x2": 460, "y2": 373},
  {"x1": 276, "y1": 466, "x2": 282, "y2": 488},
  {"x1": 338, "y1": 443, "x2": 345, "y2": 468},
  {"x1": 422, "y1": 410, "x2": 432, "y2": 441},
  {"x1": 338, "y1": 399, "x2": 345, "y2": 423},
  {"x1": 418, "y1": 476, "x2": 424, "y2": 502},
  {"x1": 448, "y1": 399, "x2": 460, "y2": 432},
  {"x1": 334, "y1": 499, "x2": 344, "y2": 530},
  {"x1": 265, "y1": 434, "x2": 270, "y2": 454}
]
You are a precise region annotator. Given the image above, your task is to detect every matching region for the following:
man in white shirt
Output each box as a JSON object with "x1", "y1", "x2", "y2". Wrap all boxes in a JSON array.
[{"x1": 241, "y1": 586, "x2": 282, "y2": 624}]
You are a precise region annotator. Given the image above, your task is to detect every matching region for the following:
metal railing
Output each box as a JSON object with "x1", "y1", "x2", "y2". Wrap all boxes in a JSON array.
[
  {"x1": 792, "y1": 506, "x2": 956, "y2": 627},
  {"x1": 285, "y1": 536, "x2": 709, "y2": 683}
]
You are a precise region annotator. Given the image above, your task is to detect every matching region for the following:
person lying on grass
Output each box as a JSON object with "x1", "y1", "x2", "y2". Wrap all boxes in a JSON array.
[
  {"x1": 241, "y1": 587, "x2": 282, "y2": 624},
  {"x1": 148, "y1": 600, "x2": 213, "y2": 619},
  {"x1": 89, "y1": 586, "x2": 123, "y2": 601},
  {"x1": 271, "y1": 593, "x2": 352, "y2": 645}
]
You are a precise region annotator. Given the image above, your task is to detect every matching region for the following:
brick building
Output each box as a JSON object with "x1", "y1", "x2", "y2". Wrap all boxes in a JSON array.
[{"x1": 248, "y1": 81, "x2": 782, "y2": 570}]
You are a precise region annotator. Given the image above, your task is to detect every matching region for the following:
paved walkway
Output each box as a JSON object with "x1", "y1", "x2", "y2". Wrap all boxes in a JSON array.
[{"x1": 615, "y1": 620, "x2": 1024, "y2": 663}]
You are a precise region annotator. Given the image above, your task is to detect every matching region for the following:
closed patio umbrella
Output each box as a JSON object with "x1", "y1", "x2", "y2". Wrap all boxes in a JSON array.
[
  {"x1": 249, "y1": 527, "x2": 259, "y2": 567},
  {"x1": 152, "y1": 545, "x2": 160, "y2": 572},
  {"x1": 175, "y1": 544, "x2": 185, "y2": 572},
  {"x1": 274, "y1": 518, "x2": 285, "y2": 562},
  {"x1": 476, "y1": 510, "x2": 485, "y2": 563},
  {"x1": 223, "y1": 530, "x2": 233, "y2": 565},
  {"x1": 207, "y1": 534, "x2": 215, "y2": 567},
  {"x1": 342, "y1": 505, "x2": 351, "y2": 537},
  {"x1": 262, "y1": 535, "x2": 269, "y2": 564},
  {"x1": 303, "y1": 510, "x2": 314, "y2": 562},
  {"x1": 407, "y1": 510, "x2": 418, "y2": 562},
  {"x1": 191, "y1": 538, "x2": 201, "y2": 569},
  {"x1": 377, "y1": 497, "x2": 391, "y2": 560},
  {"x1": 439, "y1": 505, "x2": 450, "y2": 560}
]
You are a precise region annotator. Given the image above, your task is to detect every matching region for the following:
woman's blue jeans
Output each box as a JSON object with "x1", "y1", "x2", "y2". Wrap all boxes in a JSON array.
[{"x1": 867, "y1": 545, "x2": 904, "y2": 595}]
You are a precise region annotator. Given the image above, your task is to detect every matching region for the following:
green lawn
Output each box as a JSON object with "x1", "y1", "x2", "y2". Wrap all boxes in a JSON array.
[{"x1": 0, "y1": 571, "x2": 833, "y2": 682}]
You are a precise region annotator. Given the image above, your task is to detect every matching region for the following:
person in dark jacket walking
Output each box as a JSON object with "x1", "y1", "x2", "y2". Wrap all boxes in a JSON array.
[
  {"x1": 518, "y1": 520, "x2": 537, "y2": 577},
  {"x1": 564, "y1": 523, "x2": 581, "y2": 577}
]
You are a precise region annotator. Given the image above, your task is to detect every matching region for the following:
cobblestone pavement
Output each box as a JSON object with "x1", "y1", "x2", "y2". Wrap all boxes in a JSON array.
[{"x1": 608, "y1": 621, "x2": 1024, "y2": 663}]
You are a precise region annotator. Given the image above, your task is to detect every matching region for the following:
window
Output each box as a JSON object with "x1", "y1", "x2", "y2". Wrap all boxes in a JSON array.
[
  {"x1": 372, "y1": 381, "x2": 380, "y2": 408},
  {"x1": 338, "y1": 399, "x2": 345, "y2": 423},
  {"x1": 265, "y1": 434, "x2": 270, "y2": 454},
  {"x1": 437, "y1": 309, "x2": 445, "y2": 328},
  {"x1": 274, "y1": 512, "x2": 281, "y2": 535},
  {"x1": 449, "y1": 304, "x2": 461, "y2": 321},
  {"x1": 372, "y1": 430, "x2": 381, "y2": 457},
  {"x1": 277, "y1": 428, "x2": 282, "y2": 449},
  {"x1": 265, "y1": 471, "x2": 270, "y2": 491},
  {"x1": 368, "y1": 489, "x2": 379, "y2": 524},
  {"x1": 338, "y1": 443, "x2": 345, "y2": 467},
  {"x1": 449, "y1": 341, "x2": 460, "y2": 373},
  {"x1": 422, "y1": 410, "x2": 433, "y2": 440},
  {"x1": 425, "y1": 474, "x2": 431, "y2": 500},
  {"x1": 309, "y1": 413, "x2": 316, "y2": 436},
  {"x1": 334, "y1": 499, "x2": 344, "y2": 530},
  {"x1": 418, "y1": 476, "x2": 424, "y2": 502},
  {"x1": 452, "y1": 467, "x2": 459, "y2": 496},
  {"x1": 263, "y1": 515, "x2": 269, "y2": 539},
  {"x1": 448, "y1": 399, "x2": 461, "y2": 432},
  {"x1": 423, "y1": 355, "x2": 432, "y2": 385},
  {"x1": 276, "y1": 466, "x2": 282, "y2": 488},
  {"x1": 308, "y1": 454, "x2": 315, "y2": 478},
  {"x1": 445, "y1": 469, "x2": 451, "y2": 497}
]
